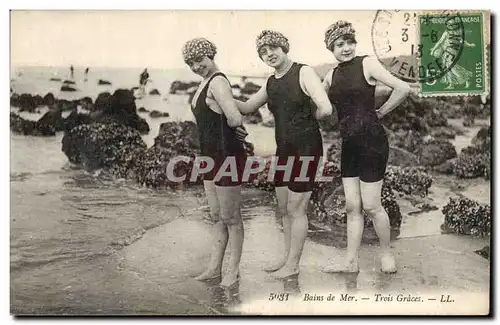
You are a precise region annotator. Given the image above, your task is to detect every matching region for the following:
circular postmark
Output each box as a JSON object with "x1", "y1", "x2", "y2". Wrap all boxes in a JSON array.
[{"x1": 371, "y1": 10, "x2": 465, "y2": 83}]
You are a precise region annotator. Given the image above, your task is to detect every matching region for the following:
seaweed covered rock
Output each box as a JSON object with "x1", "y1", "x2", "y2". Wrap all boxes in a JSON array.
[
  {"x1": 388, "y1": 130, "x2": 423, "y2": 154},
  {"x1": 149, "y1": 89, "x2": 161, "y2": 95},
  {"x1": 384, "y1": 166, "x2": 432, "y2": 197},
  {"x1": 416, "y1": 138, "x2": 457, "y2": 167},
  {"x1": 133, "y1": 121, "x2": 202, "y2": 189},
  {"x1": 36, "y1": 108, "x2": 65, "y2": 132},
  {"x1": 452, "y1": 145, "x2": 490, "y2": 179},
  {"x1": 471, "y1": 126, "x2": 491, "y2": 149},
  {"x1": 10, "y1": 112, "x2": 56, "y2": 136},
  {"x1": 388, "y1": 146, "x2": 419, "y2": 167},
  {"x1": 62, "y1": 110, "x2": 93, "y2": 132},
  {"x1": 429, "y1": 126, "x2": 457, "y2": 140},
  {"x1": 441, "y1": 197, "x2": 491, "y2": 237},
  {"x1": 132, "y1": 146, "x2": 198, "y2": 189},
  {"x1": 61, "y1": 123, "x2": 147, "y2": 171},
  {"x1": 93, "y1": 89, "x2": 150, "y2": 134},
  {"x1": 94, "y1": 92, "x2": 112, "y2": 111},
  {"x1": 11, "y1": 93, "x2": 37, "y2": 112}
]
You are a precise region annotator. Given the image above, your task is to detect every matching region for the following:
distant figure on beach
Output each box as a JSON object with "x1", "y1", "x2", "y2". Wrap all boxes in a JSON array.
[
  {"x1": 235, "y1": 30, "x2": 333, "y2": 279},
  {"x1": 84, "y1": 67, "x2": 89, "y2": 82},
  {"x1": 183, "y1": 37, "x2": 248, "y2": 288},
  {"x1": 70, "y1": 65, "x2": 74, "y2": 79},
  {"x1": 139, "y1": 68, "x2": 150, "y2": 96}
]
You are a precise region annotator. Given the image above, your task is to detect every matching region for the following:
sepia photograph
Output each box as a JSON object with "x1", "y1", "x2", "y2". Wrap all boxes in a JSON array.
[{"x1": 9, "y1": 9, "x2": 491, "y2": 316}]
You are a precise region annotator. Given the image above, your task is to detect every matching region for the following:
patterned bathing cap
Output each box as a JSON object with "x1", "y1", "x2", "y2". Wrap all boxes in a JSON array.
[
  {"x1": 256, "y1": 30, "x2": 290, "y2": 54},
  {"x1": 182, "y1": 38, "x2": 217, "y2": 63},
  {"x1": 324, "y1": 21, "x2": 356, "y2": 51}
]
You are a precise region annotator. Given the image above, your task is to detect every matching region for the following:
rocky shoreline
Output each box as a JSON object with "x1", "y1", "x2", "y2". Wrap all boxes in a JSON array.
[{"x1": 10, "y1": 84, "x2": 491, "y2": 247}]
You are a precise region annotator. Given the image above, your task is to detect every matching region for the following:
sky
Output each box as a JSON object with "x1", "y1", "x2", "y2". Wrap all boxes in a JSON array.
[{"x1": 11, "y1": 10, "x2": 388, "y2": 75}]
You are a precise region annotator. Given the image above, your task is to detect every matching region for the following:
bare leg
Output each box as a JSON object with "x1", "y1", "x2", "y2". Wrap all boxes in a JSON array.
[
  {"x1": 216, "y1": 185, "x2": 244, "y2": 287},
  {"x1": 195, "y1": 181, "x2": 228, "y2": 280},
  {"x1": 270, "y1": 189, "x2": 311, "y2": 279},
  {"x1": 322, "y1": 177, "x2": 362, "y2": 273},
  {"x1": 360, "y1": 180, "x2": 396, "y2": 273},
  {"x1": 263, "y1": 186, "x2": 290, "y2": 272}
]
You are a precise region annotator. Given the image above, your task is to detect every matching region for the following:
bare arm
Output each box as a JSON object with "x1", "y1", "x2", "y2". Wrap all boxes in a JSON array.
[
  {"x1": 364, "y1": 56, "x2": 411, "y2": 118},
  {"x1": 300, "y1": 65, "x2": 333, "y2": 120},
  {"x1": 235, "y1": 82, "x2": 268, "y2": 114},
  {"x1": 209, "y1": 76, "x2": 243, "y2": 127}
]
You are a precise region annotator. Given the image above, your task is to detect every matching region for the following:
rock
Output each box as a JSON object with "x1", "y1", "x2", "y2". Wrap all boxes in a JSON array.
[
  {"x1": 63, "y1": 80, "x2": 76, "y2": 85},
  {"x1": 471, "y1": 126, "x2": 491, "y2": 149},
  {"x1": 11, "y1": 93, "x2": 37, "y2": 112},
  {"x1": 475, "y1": 246, "x2": 490, "y2": 260},
  {"x1": 78, "y1": 97, "x2": 94, "y2": 111},
  {"x1": 43, "y1": 93, "x2": 56, "y2": 107},
  {"x1": 61, "y1": 85, "x2": 77, "y2": 92},
  {"x1": 416, "y1": 138, "x2": 457, "y2": 167},
  {"x1": 56, "y1": 99, "x2": 77, "y2": 111},
  {"x1": 62, "y1": 110, "x2": 93, "y2": 132},
  {"x1": 429, "y1": 126, "x2": 457, "y2": 139},
  {"x1": 434, "y1": 158, "x2": 456, "y2": 175},
  {"x1": 49, "y1": 77, "x2": 61, "y2": 82},
  {"x1": 384, "y1": 166, "x2": 432, "y2": 197},
  {"x1": 98, "y1": 79, "x2": 112, "y2": 85},
  {"x1": 94, "y1": 92, "x2": 112, "y2": 111},
  {"x1": 149, "y1": 110, "x2": 170, "y2": 118},
  {"x1": 33, "y1": 95, "x2": 44, "y2": 107},
  {"x1": 61, "y1": 123, "x2": 147, "y2": 172},
  {"x1": 138, "y1": 107, "x2": 148, "y2": 113},
  {"x1": 169, "y1": 81, "x2": 200, "y2": 94},
  {"x1": 442, "y1": 197, "x2": 490, "y2": 237},
  {"x1": 10, "y1": 112, "x2": 55, "y2": 136},
  {"x1": 387, "y1": 146, "x2": 419, "y2": 167},
  {"x1": 93, "y1": 89, "x2": 150, "y2": 134},
  {"x1": 36, "y1": 108, "x2": 65, "y2": 132},
  {"x1": 10, "y1": 113, "x2": 36, "y2": 135},
  {"x1": 134, "y1": 121, "x2": 202, "y2": 189},
  {"x1": 240, "y1": 81, "x2": 261, "y2": 95},
  {"x1": 452, "y1": 145, "x2": 490, "y2": 179},
  {"x1": 149, "y1": 89, "x2": 161, "y2": 95}
]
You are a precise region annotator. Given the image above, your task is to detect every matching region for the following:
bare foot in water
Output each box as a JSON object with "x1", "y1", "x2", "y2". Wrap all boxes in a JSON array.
[
  {"x1": 263, "y1": 259, "x2": 287, "y2": 273},
  {"x1": 219, "y1": 271, "x2": 239, "y2": 288},
  {"x1": 194, "y1": 269, "x2": 221, "y2": 281},
  {"x1": 321, "y1": 258, "x2": 359, "y2": 273},
  {"x1": 270, "y1": 266, "x2": 299, "y2": 279},
  {"x1": 381, "y1": 253, "x2": 397, "y2": 273}
]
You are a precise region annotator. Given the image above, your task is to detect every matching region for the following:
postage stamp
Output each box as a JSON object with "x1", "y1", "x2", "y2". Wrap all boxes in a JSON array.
[
  {"x1": 371, "y1": 10, "x2": 489, "y2": 97},
  {"x1": 418, "y1": 12, "x2": 488, "y2": 96}
]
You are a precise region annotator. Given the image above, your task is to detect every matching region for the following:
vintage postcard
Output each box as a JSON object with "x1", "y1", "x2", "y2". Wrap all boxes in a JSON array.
[{"x1": 10, "y1": 10, "x2": 491, "y2": 316}]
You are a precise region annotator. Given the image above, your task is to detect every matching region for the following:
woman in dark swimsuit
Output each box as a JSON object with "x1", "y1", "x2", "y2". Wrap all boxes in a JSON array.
[
  {"x1": 182, "y1": 38, "x2": 247, "y2": 287},
  {"x1": 322, "y1": 21, "x2": 411, "y2": 274}
]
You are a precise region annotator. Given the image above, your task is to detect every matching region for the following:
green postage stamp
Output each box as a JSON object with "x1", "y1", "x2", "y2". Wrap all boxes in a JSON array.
[
  {"x1": 418, "y1": 12, "x2": 488, "y2": 96},
  {"x1": 372, "y1": 10, "x2": 489, "y2": 97}
]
